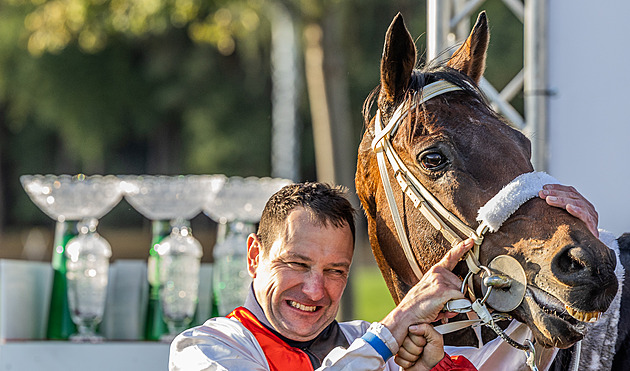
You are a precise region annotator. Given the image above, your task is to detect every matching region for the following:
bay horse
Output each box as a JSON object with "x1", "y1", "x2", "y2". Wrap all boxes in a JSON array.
[{"x1": 355, "y1": 10, "x2": 619, "y2": 359}]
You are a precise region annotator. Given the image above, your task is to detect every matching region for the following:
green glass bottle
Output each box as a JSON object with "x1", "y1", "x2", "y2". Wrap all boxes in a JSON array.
[
  {"x1": 47, "y1": 220, "x2": 78, "y2": 340},
  {"x1": 144, "y1": 220, "x2": 170, "y2": 340},
  {"x1": 210, "y1": 293, "x2": 220, "y2": 318}
]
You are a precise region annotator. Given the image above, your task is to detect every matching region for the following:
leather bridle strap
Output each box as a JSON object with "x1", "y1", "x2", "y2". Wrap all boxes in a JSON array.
[
  {"x1": 372, "y1": 80, "x2": 487, "y2": 280},
  {"x1": 373, "y1": 143, "x2": 424, "y2": 279}
]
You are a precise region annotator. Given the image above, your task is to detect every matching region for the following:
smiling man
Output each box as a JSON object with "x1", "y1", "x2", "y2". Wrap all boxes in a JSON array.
[
  {"x1": 168, "y1": 181, "x2": 602, "y2": 371},
  {"x1": 169, "y1": 182, "x2": 477, "y2": 370}
]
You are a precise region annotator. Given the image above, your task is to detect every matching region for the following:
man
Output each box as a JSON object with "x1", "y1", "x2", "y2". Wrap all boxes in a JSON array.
[
  {"x1": 170, "y1": 182, "x2": 474, "y2": 370},
  {"x1": 169, "y1": 182, "x2": 599, "y2": 371}
]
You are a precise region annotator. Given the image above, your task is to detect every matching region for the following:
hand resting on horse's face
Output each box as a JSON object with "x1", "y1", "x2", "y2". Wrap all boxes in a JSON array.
[
  {"x1": 538, "y1": 184, "x2": 599, "y2": 237},
  {"x1": 394, "y1": 185, "x2": 600, "y2": 370}
]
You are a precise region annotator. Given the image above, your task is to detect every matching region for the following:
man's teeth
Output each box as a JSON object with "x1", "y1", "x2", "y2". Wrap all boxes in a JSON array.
[
  {"x1": 565, "y1": 306, "x2": 602, "y2": 323},
  {"x1": 289, "y1": 301, "x2": 317, "y2": 312}
]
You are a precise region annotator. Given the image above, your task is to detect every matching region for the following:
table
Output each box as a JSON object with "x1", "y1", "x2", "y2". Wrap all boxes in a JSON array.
[{"x1": 0, "y1": 341, "x2": 169, "y2": 370}]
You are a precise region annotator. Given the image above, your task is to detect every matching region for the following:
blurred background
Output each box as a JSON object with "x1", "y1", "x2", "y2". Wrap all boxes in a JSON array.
[
  {"x1": 0, "y1": 0, "x2": 525, "y2": 320},
  {"x1": 0, "y1": 0, "x2": 522, "y2": 254}
]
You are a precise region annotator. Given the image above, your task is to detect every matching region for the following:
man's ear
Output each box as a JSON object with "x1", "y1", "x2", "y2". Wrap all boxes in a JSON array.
[{"x1": 247, "y1": 233, "x2": 262, "y2": 278}]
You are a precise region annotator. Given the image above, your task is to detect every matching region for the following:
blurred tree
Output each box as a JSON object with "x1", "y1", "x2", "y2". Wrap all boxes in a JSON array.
[
  {"x1": 0, "y1": 0, "x2": 277, "y2": 229},
  {"x1": 0, "y1": 0, "x2": 523, "y2": 232}
]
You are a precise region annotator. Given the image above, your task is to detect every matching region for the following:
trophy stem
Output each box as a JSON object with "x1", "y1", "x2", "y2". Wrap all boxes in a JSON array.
[
  {"x1": 212, "y1": 220, "x2": 256, "y2": 316},
  {"x1": 47, "y1": 220, "x2": 78, "y2": 340},
  {"x1": 144, "y1": 219, "x2": 171, "y2": 341},
  {"x1": 158, "y1": 220, "x2": 202, "y2": 341}
]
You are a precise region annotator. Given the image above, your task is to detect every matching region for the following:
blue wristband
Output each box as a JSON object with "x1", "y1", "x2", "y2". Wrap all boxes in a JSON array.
[{"x1": 362, "y1": 331, "x2": 393, "y2": 361}]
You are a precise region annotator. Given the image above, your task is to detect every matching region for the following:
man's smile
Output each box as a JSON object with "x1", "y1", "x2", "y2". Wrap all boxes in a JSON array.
[{"x1": 287, "y1": 300, "x2": 318, "y2": 312}]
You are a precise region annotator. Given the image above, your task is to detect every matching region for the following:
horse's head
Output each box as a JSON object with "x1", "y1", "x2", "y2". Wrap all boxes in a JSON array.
[{"x1": 355, "y1": 12, "x2": 618, "y2": 349}]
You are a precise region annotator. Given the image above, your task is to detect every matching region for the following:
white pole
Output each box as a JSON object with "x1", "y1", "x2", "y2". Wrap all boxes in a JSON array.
[
  {"x1": 270, "y1": 3, "x2": 299, "y2": 181},
  {"x1": 427, "y1": 0, "x2": 451, "y2": 62},
  {"x1": 524, "y1": 0, "x2": 548, "y2": 171}
]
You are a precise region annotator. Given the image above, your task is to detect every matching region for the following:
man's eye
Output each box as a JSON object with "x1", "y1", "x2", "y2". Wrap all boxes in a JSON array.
[
  {"x1": 287, "y1": 262, "x2": 308, "y2": 269},
  {"x1": 327, "y1": 269, "x2": 347, "y2": 276}
]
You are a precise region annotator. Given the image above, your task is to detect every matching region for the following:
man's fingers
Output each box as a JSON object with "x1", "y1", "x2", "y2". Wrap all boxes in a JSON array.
[
  {"x1": 542, "y1": 184, "x2": 595, "y2": 210},
  {"x1": 434, "y1": 238, "x2": 474, "y2": 271},
  {"x1": 395, "y1": 325, "x2": 430, "y2": 369},
  {"x1": 540, "y1": 184, "x2": 599, "y2": 238},
  {"x1": 542, "y1": 184, "x2": 579, "y2": 197},
  {"x1": 404, "y1": 332, "x2": 427, "y2": 350},
  {"x1": 394, "y1": 355, "x2": 416, "y2": 369},
  {"x1": 406, "y1": 334, "x2": 427, "y2": 348},
  {"x1": 397, "y1": 345, "x2": 423, "y2": 363},
  {"x1": 422, "y1": 324, "x2": 443, "y2": 342},
  {"x1": 408, "y1": 324, "x2": 433, "y2": 337},
  {"x1": 566, "y1": 204, "x2": 599, "y2": 237}
]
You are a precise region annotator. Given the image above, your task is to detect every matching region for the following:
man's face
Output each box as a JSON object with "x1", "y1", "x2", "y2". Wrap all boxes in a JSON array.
[{"x1": 247, "y1": 207, "x2": 353, "y2": 342}]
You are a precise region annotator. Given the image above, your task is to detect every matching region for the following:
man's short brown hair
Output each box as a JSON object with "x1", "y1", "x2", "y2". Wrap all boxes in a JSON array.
[{"x1": 257, "y1": 182, "x2": 356, "y2": 254}]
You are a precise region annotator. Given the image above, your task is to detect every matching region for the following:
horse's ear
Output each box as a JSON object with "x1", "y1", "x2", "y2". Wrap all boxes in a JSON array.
[
  {"x1": 447, "y1": 11, "x2": 489, "y2": 83},
  {"x1": 380, "y1": 13, "x2": 416, "y2": 105}
]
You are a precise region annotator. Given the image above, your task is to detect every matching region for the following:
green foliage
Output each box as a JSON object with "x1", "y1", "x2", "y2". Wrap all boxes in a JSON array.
[
  {"x1": 15, "y1": 0, "x2": 267, "y2": 56},
  {"x1": 0, "y1": 0, "x2": 526, "y2": 228},
  {"x1": 481, "y1": 1, "x2": 524, "y2": 113},
  {"x1": 353, "y1": 264, "x2": 395, "y2": 323}
]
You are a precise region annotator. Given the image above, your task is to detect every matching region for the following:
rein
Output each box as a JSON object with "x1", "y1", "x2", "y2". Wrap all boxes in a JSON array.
[{"x1": 370, "y1": 80, "x2": 551, "y2": 370}]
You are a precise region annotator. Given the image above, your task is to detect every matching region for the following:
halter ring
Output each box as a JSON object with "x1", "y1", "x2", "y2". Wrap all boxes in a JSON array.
[{"x1": 461, "y1": 266, "x2": 494, "y2": 305}]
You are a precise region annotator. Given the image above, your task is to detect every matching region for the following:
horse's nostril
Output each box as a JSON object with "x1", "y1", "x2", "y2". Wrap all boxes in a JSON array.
[{"x1": 557, "y1": 246, "x2": 588, "y2": 274}]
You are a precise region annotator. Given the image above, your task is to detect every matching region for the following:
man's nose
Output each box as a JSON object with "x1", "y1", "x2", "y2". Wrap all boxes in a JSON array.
[{"x1": 302, "y1": 272, "x2": 325, "y2": 301}]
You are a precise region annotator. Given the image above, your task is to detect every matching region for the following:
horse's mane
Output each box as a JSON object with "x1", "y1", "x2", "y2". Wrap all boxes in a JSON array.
[{"x1": 362, "y1": 61, "x2": 495, "y2": 143}]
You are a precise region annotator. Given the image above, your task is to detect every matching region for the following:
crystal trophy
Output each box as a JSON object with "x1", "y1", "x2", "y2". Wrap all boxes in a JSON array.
[
  {"x1": 20, "y1": 174, "x2": 122, "y2": 340},
  {"x1": 204, "y1": 176, "x2": 291, "y2": 316},
  {"x1": 121, "y1": 174, "x2": 225, "y2": 340},
  {"x1": 65, "y1": 218, "x2": 112, "y2": 342},
  {"x1": 154, "y1": 223, "x2": 202, "y2": 342}
]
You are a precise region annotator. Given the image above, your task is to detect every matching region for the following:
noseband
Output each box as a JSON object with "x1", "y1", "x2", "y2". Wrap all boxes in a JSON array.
[{"x1": 371, "y1": 80, "x2": 563, "y2": 370}]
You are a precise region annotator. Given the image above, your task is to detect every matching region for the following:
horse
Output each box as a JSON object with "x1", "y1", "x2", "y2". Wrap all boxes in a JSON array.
[{"x1": 355, "y1": 11, "x2": 620, "y2": 368}]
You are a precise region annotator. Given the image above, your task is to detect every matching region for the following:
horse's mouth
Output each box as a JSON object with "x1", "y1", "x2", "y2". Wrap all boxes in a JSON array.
[{"x1": 527, "y1": 286, "x2": 600, "y2": 327}]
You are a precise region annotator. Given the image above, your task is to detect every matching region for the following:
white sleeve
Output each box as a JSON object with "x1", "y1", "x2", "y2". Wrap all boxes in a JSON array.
[
  {"x1": 169, "y1": 317, "x2": 270, "y2": 371},
  {"x1": 316, "y1": 321, "x2": 401, "y2": 371},
  {"x1": 169, "y1": 318, "x2": 402, "y2": 371}
]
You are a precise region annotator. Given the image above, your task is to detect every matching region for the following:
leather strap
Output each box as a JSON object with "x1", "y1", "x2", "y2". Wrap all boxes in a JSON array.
[{"x1": 372, "y1": 80, "x2": 486, "y2": 280}]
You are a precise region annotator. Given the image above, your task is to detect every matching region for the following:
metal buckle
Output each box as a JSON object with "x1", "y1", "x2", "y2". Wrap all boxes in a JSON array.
[{"x1": 443, "y1": 298, "x2": 472, "y2": 313}]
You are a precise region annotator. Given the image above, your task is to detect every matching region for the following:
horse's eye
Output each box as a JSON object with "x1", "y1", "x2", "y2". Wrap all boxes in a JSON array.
[{"x1": 419, "y1": 152, "x2": 447, "y2": 170}]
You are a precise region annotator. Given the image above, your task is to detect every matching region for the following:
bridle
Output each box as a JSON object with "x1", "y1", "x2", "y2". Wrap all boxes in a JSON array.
[
  {"x1": 370, "y1": 79, "x2": 567, "y2": 371},
  {"x1": 371, "y1": 80, "x2": 489, "y2": 280}
]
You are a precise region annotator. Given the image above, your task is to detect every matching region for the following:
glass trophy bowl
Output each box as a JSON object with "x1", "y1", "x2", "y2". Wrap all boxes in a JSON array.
[
  {"x1": 120, "y1": 174, "x2": 226, "y2": 341},
  {"x1": 21, "y1": 174, "x2": 123, "y2": 222},
  {"x1": 204, "y1": 176, "x2": 291, "y2": 316},
  {"x1": 203, "y1": 176, "x2": 292, "y2": 224},
  {"x1": 120, "y1": 175, "x2": 225, "y2": 221},
  {"x1": 20, "y1": 174, "x2": 123, "y2": 341}
]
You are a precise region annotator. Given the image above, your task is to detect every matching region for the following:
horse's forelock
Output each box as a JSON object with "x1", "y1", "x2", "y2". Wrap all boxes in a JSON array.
[
  {"x1": 363, "y1": 63, "x2": 494, "y2": 141},
  {"x1": 408, "y1": 63, "x2": 489, "y2": 108}
]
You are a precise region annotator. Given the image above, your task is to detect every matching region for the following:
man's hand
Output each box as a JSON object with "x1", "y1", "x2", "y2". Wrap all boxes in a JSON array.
[
  {"x1": 397, "y1": 238, "x2": 473, "y2": 324},
  {"x1": 380, "y1": 238, "x2": 474, "y2": 345},
  {"x1": 539, "y1": 184, "x2": 599, "y2": 237},
  {"x1": 395, "y1": 324, "x2": 444, "y2": 371}
]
